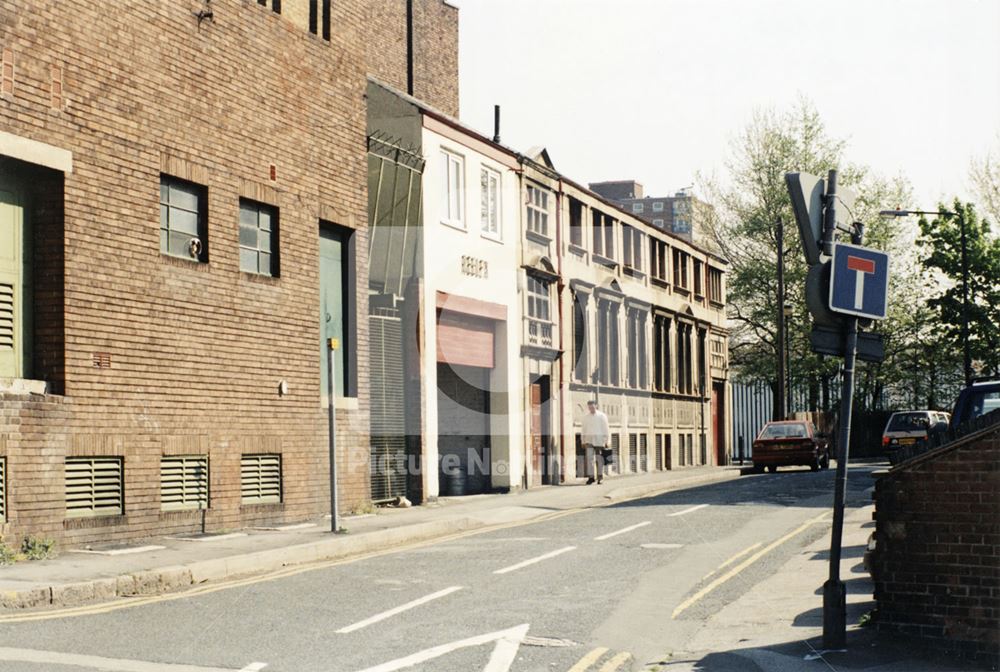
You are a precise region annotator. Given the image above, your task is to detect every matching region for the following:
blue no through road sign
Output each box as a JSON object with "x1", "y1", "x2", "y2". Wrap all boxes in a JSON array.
[{"x1": 829, "y1": 243, "x2": 889, "y2": 320}]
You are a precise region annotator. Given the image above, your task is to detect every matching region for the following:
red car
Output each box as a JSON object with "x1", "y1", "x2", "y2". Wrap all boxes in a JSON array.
[{"x1": 752, "y1": 420, "x2": 830, "y2": 473}]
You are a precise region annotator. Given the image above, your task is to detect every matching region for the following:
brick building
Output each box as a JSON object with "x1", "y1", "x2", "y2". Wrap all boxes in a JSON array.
[
  {"x1": 0, "y1": 0, "x2": 458, "y2": 546},
  {"x1": 589, "y1": 179, "x2": 714, "y2": 248}
]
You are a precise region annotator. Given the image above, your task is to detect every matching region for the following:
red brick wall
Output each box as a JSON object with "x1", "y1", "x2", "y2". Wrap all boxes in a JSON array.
[
  {"x1": 0, "y1": 0, "x2": 372, "y2": 545},
  {"x1": 872, "y1": 426, "x2": 1000, "y2": 666},
  {"x1": 363, "y1": 0, "x2": 459, "y2": 117}
]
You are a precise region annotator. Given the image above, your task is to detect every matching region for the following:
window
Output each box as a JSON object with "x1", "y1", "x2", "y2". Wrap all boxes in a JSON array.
[
  {"x1": 526, "y1": 184, "x2": 549, "y2": 237},
  {"x1": 626, "y1": 307, "x2": 647, "y2": 389},
  {"x1": 440, "y1": 150, "x2": 465, "y2": 227},
  {"x1": 653, "y1": 218, "x2": 664, "y2": 227},
  {"x1": 66, "y1": 457, "x2": 123, "y2": 518},
  {"x1": 709, "y1": 268, "x2": 724, "y2": 304},
  {"x1": 650, "y1": 239, "x2": 669, "y2": 283},
  {"x1": 624, "y1": 225, "x2": 645, "y2": 270},
  {"x1": 160, "y1": 456, "x2": 209, "y2": 511},
  {"x1": 480, "y1": 167, "x2": 501, "y2": 237},
  {"x1": 652, "y1": 201, "x2": 664, "y2": 212},
  {"x1": 632, "y1": 202, "x2": 644, "y2": 213},
  {"x1": 241, "y1": 454, "x2": 282, "y2": 504},
  {"x1": 693, "y1": 259, "x2": 704, "y2": 297},
  {"x1": 597, "y1": 299, "x2": 620, "y2": 386},
  {"x1": 673, "y1": 249, "x2": 689, "y2": 290},
  {"x1": 160, "y1": 176, "x2": 207, "y2": 262},
  {"x1": 308, "y1": 0, "x2": 331, "y2": 40},
  {"x1": 568, "y1": 197, "x2": 584, "y2": 247},
  {"x1": 654, "y1": 314, "x2": 672, "y2": 392},
  {"x1": 239, "y1": 199, "x2": 279, "y2": 276},
  {"x1": 572, "y1": 291, "x2": 589, "y2": 383},
  {"x1": 592, "y1": 210, "x2": 615, "y2": 260},
  {"x1": 676, "y1": 323, "x2": 693, "y2": 394},
  {"x1": 527, "y1": 275, "x2": 551, "y2": 322},
  {"x1": 258, "y1": 0, "x2": 281, "y2": 14},
  {"x1": 710, "y1": 336, "x2": 726, "y2": 370}
]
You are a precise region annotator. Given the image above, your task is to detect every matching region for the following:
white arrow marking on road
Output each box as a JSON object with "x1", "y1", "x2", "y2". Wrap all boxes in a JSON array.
[
  {"x1": 668, "y1": 504, "x2": 709, "y2": 517},
  {"x1": 239, "y1": 664, "x2": 268, "y2": 672},
  {"x1": 493, "y1": 546, "x2": 576, "y2": 574},
  {"x1": 594, "y1": 521, "x2": 651, "y2": 541},
  {"x1": 336, "y1": 586, "x2": 463, "y2": 633},
  {"x1": 353, "y1": 623, "x2": 530, "y2": 672}
]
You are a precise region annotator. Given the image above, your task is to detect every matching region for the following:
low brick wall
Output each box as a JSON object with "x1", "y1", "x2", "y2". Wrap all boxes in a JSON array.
[{"x1": 872, "y1": 423, "x2": 1000, "y2": 666}]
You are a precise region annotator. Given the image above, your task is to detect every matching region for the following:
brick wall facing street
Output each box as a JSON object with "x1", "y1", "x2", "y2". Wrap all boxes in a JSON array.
[
  {"x1": 363, "y1": 0, "x2": 459, "y2": 117},
  {"x1": 0, "y1": 0, "x2": 454, "y2": 546},
  {"x1": 872, "y1": 424, "x2": 1000, "y2": 666}
]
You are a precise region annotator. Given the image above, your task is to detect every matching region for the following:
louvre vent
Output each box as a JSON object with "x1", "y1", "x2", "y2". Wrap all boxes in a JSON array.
[
  {"x1": 629, "y1": 433, "x2": 638, "y2": 473},
  {"x1": 161, "y1": 456, "x2": 209, "y2": 511},
  {"x1": 640, "y1": 434, "x2": 648, "y2": 472},
  {"x1": 241, "y1": 454, "x2": 281, "y2": 504},
  {"x1": 655, "y1": 434, "x2": 664, "y2": 471},
  {"x1": 0, "y1": 283, "x2": 13, "y2": 350},
  {"x1": 66, "y1": 457, "x2": 123, "y2": 518}
]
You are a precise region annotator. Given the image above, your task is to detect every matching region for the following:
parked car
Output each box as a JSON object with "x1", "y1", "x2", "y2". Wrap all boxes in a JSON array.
[
  {"x1": 881, "y1": 410, "x2": 949, "y2": 454},
  {"x1": 950, "y1": 377, "x2": 1000, "y2": 431},
  {"x1": 752, "y1": 421, "x2": 830, "y2": 473}
]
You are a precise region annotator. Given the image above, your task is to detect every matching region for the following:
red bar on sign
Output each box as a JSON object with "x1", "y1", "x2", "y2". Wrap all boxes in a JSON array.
[{"x1": 847, "y1": 256, "x2": 875, "y2": 274}]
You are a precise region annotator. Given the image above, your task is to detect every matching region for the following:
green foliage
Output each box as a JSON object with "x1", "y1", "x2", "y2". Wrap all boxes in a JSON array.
[
  {"x1": 21, "y1": 536, "x2": 56, "y2": 561},
  {"x1": 0, "y1": 538, "x2": 17, "y2": 565}
]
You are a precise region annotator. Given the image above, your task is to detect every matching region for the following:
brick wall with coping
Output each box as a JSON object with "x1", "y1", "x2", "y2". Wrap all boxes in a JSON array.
[
  {"x1": 872, "y1": 425, "x2": 1000, "y2": 666},
  {"x1": 0, "y1": 0, "x2": 382, "y2": 545}
]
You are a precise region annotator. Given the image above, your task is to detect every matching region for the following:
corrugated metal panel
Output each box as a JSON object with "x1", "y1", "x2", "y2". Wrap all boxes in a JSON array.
[
  {"x1": 66, "y1": 457, "x2": 123, "y2": 518},
  {"x1": 0, "y1": 282, "x2": 13, "y2": 350},
  {"x1": 370, "y1": 308, "x2": 408, "y2": 503},
  {"x1": 160, "y1": 455, "x2": 208, "y2": 511},
  {"x1": 640, "y1": 434, "x2": 648, "y2": 472},
  {"x1": 241, "y1": 454, "x2": 281, "y2": 504},
  {"x1": 0, "y1": 457, "x2": 5, "y2": 522}
]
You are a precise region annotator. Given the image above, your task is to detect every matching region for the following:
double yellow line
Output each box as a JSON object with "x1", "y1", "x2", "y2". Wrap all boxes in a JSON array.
[{"x1": 567, "y1": 647, "x2": 633, "y2": 672}]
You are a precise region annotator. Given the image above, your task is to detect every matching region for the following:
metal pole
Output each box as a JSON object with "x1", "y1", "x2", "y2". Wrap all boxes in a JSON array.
[
  {"x1": 785, "y1": 307, "x2": 793, "y2": 416},
  {"x1": 775, "y1": 217, "x2": 786, "y2": 421},
  {"x1": 328, "y1": 338, "x2": 340, "y2": 533},
  {"x1": 959, "y1": 212, "x2": 971, "y2": 385}
]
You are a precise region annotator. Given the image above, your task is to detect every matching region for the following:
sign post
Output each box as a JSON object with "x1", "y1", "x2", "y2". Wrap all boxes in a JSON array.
[{"x1": 328, "y1": 337, "x2": 341, "y2": 534}]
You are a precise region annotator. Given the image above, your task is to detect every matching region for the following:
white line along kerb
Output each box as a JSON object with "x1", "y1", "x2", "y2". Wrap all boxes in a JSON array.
[
  {"x1": 493, "y1": 546, "x2": 576, "y2": 575},
  {"x1": 668, "y1": 504, "x2": 709, "y2": 517},
  {"x1": 336, "y1": 586, "x2": 463, "y2": 634},
  {"x1": 594, "y1": 521, "x2": 651, "y2": 541}
]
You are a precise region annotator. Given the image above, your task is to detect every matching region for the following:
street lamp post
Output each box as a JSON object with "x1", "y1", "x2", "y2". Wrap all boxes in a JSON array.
[
  {"x1": 880, "y1": 209, "x2": 971, "y2": 385},
  {"x1": 784, "y1": 302, "x2": 794, "y2": 415}
]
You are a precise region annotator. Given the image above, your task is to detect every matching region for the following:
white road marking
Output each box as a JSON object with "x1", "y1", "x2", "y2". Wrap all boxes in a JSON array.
[
  {"x1": 493, "y1": 546, "x2": 576, "y2": 575},
  {"x1": 640, "y1": 543, "x2": 685, "y2": 550},
  {"x1": 336, "y1": 586, "x2": 463, "y2": 633},
  {"x1": 354, "y1": 623, "x2": 529, "y2": 672},
  {"x1": 239, "y1": 664, "x2": 268, "y2": 672},
  {"x1": 668, "y1": 504, "x2": 709, "y2": 517},
  {"x1": 167, "y1": 533, "x2": 248, "y2": 542},
  {"x1": 70, "y1": 545, "x2": 166, "y2": 556},
  {"x1": 594, "y1": 521, "x2": 651, "y2": 541},
  {"x1": 0, "y1": 646, "x2": 240, "y2": 672}
]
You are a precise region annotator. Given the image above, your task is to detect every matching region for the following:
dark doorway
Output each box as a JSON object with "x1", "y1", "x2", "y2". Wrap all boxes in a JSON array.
[
  {"x1": 713, "y1": 382, "x2": 726, "y2": 465},
  {"x1": 437, "y1": 363, "x2": 491, "y2": 495},
  {"x1": 529, "y1": 375, "x2": 552, "y2": 486}
]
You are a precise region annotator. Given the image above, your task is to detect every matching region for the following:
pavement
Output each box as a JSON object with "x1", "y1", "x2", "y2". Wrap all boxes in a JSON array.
[{"x1": 0, "y1": 465, "x2": 741, "y2": 612}]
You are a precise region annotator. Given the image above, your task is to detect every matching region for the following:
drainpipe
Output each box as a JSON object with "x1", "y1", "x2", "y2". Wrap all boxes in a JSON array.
[
  {"x1": 556, "y1": 178, "x2": 566, "y2": 484},
  {"x1": 406, "y1": 0, "x2": 414, "y2": 96}
]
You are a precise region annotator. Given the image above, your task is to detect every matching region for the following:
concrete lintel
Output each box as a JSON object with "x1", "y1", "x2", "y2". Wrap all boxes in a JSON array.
[{"x1": 0, "y1": 131, "x2": 73, "y2": 173}]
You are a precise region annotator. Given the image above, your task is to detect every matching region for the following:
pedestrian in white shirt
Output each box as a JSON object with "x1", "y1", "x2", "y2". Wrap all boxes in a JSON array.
[{"x1": 581, "y1": 400, "x2": 611, "y2": 484}]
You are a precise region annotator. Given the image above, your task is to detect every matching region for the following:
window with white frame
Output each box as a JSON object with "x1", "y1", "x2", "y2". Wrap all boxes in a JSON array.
[
  {"x1": 480, "y1": 167, "x2": 500, "y2": 237},
  {"x1": 440, "y1": 149, "x2": 464, "y2": 227},
  {"x1": 652, "y1": 201, "x2": 664, "y2": 212},
  {"x1": 632, "y1": 202, "x2": 644, "y2": 213},
  {"x1": 653, "y1": 218, "x2": 664, "y2": 227},
  {"x1": 526, "y1": 275, "x2": 551, "y2": 322},
  {"x1": 526, "y1": 184, "x2": 550, "y2": 237}
]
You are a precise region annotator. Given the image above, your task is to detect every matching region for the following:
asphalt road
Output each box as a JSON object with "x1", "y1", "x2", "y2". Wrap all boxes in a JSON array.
[{"x1": 0, "y1": 463, "x2": 877, "y2": 672}]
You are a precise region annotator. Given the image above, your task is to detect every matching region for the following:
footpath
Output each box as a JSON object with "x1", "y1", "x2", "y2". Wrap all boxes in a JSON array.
[
  {"x1": 0, "y1": 465, "x2": 740, "y2": 613},
  {"x1": 656, "y1": 493, "x2": 989, "y2": 671}
]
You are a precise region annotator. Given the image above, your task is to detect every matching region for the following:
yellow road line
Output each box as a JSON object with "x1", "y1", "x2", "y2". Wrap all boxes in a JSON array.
[
  {"x1": 699, "y1": 542, "x2": 763, "y2": 582},
  {"x1": 567, "y1": 647, "x2": 609, "y2": 672},
  {"x1": 672, "y1": 511, "x2": 830, "y2": 619},
  {"x1": 597, "y1": 651, "x2": 633, "y2": 672}
]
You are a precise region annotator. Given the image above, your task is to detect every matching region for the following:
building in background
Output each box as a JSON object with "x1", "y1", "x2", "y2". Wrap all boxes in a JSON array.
[
  {"x1": 0, "y1": 0, "x2": 458, "y2": 546},
  {"x1": 589, "y1": 179, "x2": 715, "y2": 250}
]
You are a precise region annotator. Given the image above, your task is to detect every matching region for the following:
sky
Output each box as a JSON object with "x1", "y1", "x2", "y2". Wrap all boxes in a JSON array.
[{"x1": 453, "y1": 0, "x2": 1000, "y2": 209}]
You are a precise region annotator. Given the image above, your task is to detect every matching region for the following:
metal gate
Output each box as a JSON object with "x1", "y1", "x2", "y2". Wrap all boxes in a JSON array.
[{"x1": 369, "y1": 307, "x2": 408, "y2": 503}]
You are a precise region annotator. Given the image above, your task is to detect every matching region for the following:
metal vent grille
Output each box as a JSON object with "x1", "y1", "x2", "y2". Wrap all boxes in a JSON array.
[
  {"x1": 610, "y1": 433, "x2": 620, "y2": 474},
  {"x1": 369, "y1": 309, "x2": 408, "y2": 503},
  {"x1": 0, "y1": 283, "x2": 14, "y2": 350},
  {"x1": 66, "y1": 457, "x2": 123, "y2": 518},
  {"x1": 161, "y1": 456, "x2": 208, "y2": 511},
  {"x1": 629, "y1": 433, "x2": 638, "y2": 473},
  {"x1": 639, "y1": 434, "x2": 648, "y2": 472},
  {"x1": 0, "y1": 457, "x2": 6, "y2": 522},
  {"x1": 655, "y1": 434, "x2": 664, "y2": 471},
  {"x1": 241, "y1": 454, "x2": 281, "y2": 504}
]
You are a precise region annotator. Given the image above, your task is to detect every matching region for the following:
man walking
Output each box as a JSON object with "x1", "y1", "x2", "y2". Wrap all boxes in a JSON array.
[{"x1": 582, "y1": 400, "x2": 610, "y2": 484}]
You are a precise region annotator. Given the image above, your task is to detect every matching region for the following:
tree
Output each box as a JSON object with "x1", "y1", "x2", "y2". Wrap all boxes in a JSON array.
[
  {"x1": 969, "y1": 137, "x2": 1000, "y2": 224},
  {"x1": 918, "y1": 201, "x2": 1000, "y2": 379},
  {"x1": 701, "y1": 99, "x2": 912, "y2": 412}
]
